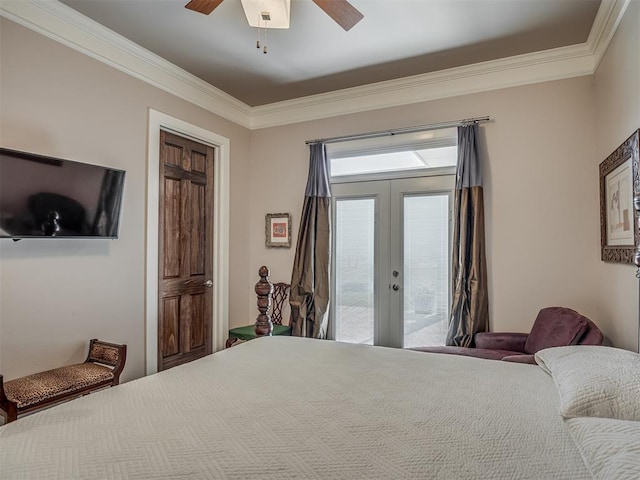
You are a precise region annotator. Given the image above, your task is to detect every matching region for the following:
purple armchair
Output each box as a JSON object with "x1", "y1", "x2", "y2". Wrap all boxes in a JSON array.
[{"x1": 413, "y1": 307, "x2": 604, "y2": 364}]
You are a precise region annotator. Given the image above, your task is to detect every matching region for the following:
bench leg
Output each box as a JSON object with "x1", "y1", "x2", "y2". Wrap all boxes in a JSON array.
[
  {"x1": 1, "y1": 373, "x2": 18, "y2": 423},
  {"x1": 3, "y1": 403, "x2": 18, "y2": 423}
]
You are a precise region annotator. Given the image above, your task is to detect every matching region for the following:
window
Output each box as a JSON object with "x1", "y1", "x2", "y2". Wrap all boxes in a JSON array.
[{"x1": 328, "y1": 127, "x2": 457, "y2": 181}]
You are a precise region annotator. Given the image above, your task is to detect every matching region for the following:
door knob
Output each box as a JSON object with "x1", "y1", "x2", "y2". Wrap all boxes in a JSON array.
[
  {"x1": 203, "y1": 280, "x2": 213, "y2": 288},
  {"x1": 392, "y1": 284, "x2": 400, "y2": 291}
]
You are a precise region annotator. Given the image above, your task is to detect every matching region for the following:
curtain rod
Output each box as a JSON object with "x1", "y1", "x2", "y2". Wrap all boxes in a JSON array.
[{"x1": 305, "y1": 116, "x2": 490, "y2": 145}]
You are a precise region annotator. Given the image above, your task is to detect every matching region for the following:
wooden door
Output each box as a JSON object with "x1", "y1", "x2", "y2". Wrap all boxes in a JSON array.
[{"x1": 158, "y1": 130, "x2": 214, "y2": 371}]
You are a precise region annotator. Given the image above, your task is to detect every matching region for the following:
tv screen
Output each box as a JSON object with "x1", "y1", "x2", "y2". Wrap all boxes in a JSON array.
[{"x1": 0, "y1": 148, "x2": 125, "y2": 239}]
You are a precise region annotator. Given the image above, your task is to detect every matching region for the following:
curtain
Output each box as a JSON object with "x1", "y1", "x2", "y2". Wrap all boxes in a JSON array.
[
  {"x1": 446, "y1": 124, "x2": 489, "y2": 347},
  {"x1": 289, "y1": 143, "x2": 331, "y2": 338},
  {"x1": 91, "y1": 170, "x2": 125, "y2": 236}
]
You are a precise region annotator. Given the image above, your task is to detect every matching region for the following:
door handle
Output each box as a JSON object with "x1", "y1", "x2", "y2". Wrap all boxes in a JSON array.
[
  {"x1": 392, "y1": 284, "x2": 400, "y2": 291},
  {"x1": 203, "y1": 280, "x2": 213, "y2": 288}
]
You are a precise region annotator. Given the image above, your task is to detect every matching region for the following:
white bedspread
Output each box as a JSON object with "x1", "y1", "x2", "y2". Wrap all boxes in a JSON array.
[
  {"x1": 566, "y1": 417, "x2": 640, "y2": 480},
  {"x1": 0, "y1": 337, "x2": 590, "y2": 479}
]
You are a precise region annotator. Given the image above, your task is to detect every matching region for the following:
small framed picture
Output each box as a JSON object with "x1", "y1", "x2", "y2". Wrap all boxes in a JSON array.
[
  {"x1": 265, "y1": 213, "x2": 291, "y2": 248},
  {"x1": 599, "y1": 129, "x2": 639, "y2": 264}
]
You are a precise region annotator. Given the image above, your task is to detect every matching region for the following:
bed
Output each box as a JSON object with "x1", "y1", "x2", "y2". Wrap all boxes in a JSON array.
[{"x1": 1, "y1": 336, "x2": 638, "y2": 479}]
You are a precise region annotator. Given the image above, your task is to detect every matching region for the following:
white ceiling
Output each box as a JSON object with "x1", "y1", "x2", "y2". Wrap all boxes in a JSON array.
[{"x1": 58, "y1": 0, "x2": 601, "y2": 107}]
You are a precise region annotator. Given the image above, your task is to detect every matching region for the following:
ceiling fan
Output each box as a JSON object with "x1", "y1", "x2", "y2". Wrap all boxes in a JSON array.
[{"x1": 185, "y1": 0, "x2": 364, "y2": 31}]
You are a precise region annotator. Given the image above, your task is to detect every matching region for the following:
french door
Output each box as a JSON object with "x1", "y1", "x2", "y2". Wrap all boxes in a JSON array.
[{"x1": 331, "y1": 175, "x2": 454, "y2": 348}]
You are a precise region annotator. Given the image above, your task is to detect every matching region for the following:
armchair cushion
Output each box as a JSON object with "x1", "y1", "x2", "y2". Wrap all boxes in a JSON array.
[
  {"x1": 411, "y1": 346, "x2": 523, "y2": 361},
  {"x1": 579, "y1": 319, "x2": 605, "y2": 345},
  {"x1": 501, "y1": 354, "x2": 536, "y2": 364},
  {"x1": 524, "y1": 307, "x2": 588, "y2": 354},
  {"x1": 475, "y1": 332, "x2": 528, "y2": 352}
]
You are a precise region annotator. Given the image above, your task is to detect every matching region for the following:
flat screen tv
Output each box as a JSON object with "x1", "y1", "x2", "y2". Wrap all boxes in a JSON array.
[{"x1": 0, "y1": 148, "x2": 125, "y2": 239}]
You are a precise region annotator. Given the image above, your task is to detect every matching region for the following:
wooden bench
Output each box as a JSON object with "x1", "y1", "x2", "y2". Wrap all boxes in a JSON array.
[{"x1": 0, "y1": 339, "x2": 126, "y2": 423}]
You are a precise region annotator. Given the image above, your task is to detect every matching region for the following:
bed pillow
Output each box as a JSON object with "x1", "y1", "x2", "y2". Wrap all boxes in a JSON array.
[{"x1": 535, "y1": 345, "x2": 640, "y2": 421}]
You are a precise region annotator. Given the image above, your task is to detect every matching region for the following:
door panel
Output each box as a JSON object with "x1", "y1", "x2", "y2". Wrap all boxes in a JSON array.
[
  {"x1": 389, "y1": 177, "x2": 454, "y2": 348},
  {"x1": 334, "y1": 198, "x2": 376, "y2": 345},
  {"x1": 192, "y1": 151, "x2": 206, "y2": 173},
  {"x1": 164, "y1": 144, "x2": 182, "y2": 167},
  {"x1": 400, "y1": 194, "x2": 451, "y2": 348},
  {"x1": 331, "y1": 181, "x2": 390, "y2": 346},
  {"x1": 163, "y1": 178, "x2": 181, "y2": 278},
  {"x1": 190, "y1": 182, "x2": 206, "y2": 275},
  {"x1": 190, "y1": 293, "x2": 206, "y2": 348},
  {"x1": 158, "y1": 130, "x2": 214, "y2": 371},
  {"x1": 161, "y1": 296, "x2": 180, "y2": 357}
]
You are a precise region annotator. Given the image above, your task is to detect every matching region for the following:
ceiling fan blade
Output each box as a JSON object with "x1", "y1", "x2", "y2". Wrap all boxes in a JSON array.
[
  {"x1": 312, "y1": 0, "x2": 364, "y2": 31},
  {"x1": 185, "y1": 0, "x2": 224, "y2": 15}
]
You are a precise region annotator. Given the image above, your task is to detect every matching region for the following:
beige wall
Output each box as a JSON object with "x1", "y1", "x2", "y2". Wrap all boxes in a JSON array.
[
  {"x1": 0, "y1": 19, "x2": 252, "y2": 381},
  {"x1": 247, "y1": 76, "x2": 637, "y2": 346},
  {"x1": 593, "y1": 1, "x2": 640, "y2": 352}
]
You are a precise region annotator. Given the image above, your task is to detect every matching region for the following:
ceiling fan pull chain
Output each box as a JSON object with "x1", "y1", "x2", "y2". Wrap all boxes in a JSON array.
[
  {"x1": 263, "y1": 27, "x2": 268, "y2": 54},
  {"x1": 254, "y1": 13, "x2": 268, "y2": 54},
  {"x1": 256, "y1": 13, "x2": 261, "y2": 49}
]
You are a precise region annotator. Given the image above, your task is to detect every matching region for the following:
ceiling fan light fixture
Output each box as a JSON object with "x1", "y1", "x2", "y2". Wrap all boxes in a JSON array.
[{"x1": 241, "y1": 0, "x2": 290, "y2": 29}]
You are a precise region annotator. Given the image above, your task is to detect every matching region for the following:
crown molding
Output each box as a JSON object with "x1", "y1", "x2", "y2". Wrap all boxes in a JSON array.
[
  {"x1": 588, "y1": 0, "x2": 630, "y2": 71},
  {"x1": 249, "y1": 43, "x2": 596, "y2": 129},
  {"x1": 0, "y1": 0, "x2": 253, "y2": 129},
  {"x1": 0, "y1": 0, "x2": 629, "y2": 131}
]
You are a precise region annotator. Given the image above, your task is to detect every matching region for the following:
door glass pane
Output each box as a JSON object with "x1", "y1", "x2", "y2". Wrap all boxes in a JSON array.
[
  {"x1": 403, "y1": 195, "x2": 449, "y2": 348},
  {"x1": 335, "y1": 198, "x2": 375, "y2": 345}
]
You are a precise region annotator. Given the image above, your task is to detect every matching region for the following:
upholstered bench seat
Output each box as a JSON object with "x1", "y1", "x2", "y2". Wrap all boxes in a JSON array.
[
  {"x1": 0, "y1": 339, "x2": 126, "y2": 423},
  {"x1": 4, "y1": 363, "x2": 115, "y2": 409}
]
